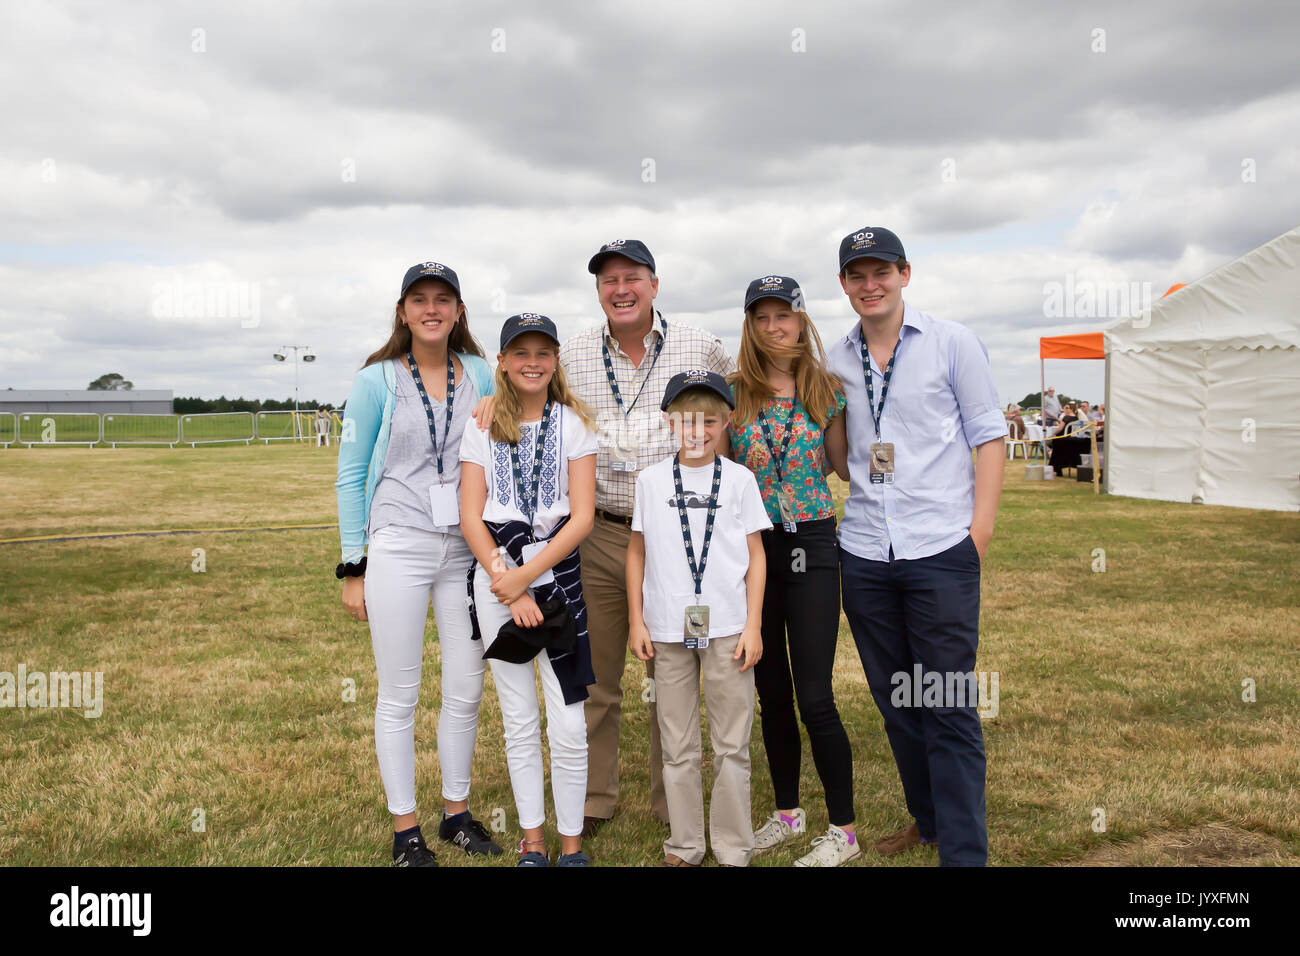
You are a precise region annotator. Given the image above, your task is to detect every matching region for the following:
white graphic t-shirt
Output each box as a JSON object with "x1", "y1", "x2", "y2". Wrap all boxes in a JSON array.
[{"x1": 632, "y1": 454, "x2": 771, "y2": 643}]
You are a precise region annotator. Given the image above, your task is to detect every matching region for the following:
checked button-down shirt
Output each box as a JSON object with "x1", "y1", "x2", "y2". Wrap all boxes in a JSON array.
[{"x1": 559, "y1": 310, "x2": 733, "y2": 516}]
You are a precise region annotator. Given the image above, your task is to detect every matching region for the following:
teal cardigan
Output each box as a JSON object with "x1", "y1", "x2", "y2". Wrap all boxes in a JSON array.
[{"x1": 335, "y1": 353, "x2": 495, "y2": 562}]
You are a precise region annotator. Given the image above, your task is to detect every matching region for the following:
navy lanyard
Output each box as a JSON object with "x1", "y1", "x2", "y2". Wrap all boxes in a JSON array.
[
  {"x1": 672, "y1": 456, "x2": 722, "y2": 600},
  {"x1": 509, "y1": 399, "x2": 554, "y2": 537},
  {"x1": 758, "y1": 391, "x2": 798, "y2": 485},
  {"x1": 406, "y1": 351, "x2": 456, "y2": 480},
  {"x1": 602, "y1": 313, "x2": 668, "y2": 417},
  {"x1": 859, "y1": 337, "x2": 898, "y2": 440}
]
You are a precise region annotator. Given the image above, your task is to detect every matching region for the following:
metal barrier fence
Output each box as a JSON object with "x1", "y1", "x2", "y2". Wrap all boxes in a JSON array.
[
  {"x1": 102, "y1": 413, "x2": 181, "y2": 448},
  {"x1": 1, "y1": 411, "x2": 340, "y2": 448},
  {"x1": 181, "y1": 412, "x2": 255, "y2": 446},
  {"x1": 18, "y1": 413, "x2": 102, "y2": 447},
  {"x1": 256, "y1": 410, "x2": 300, "y2": 443}
]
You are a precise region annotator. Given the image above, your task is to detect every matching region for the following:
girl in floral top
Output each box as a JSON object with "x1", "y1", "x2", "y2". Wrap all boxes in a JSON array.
[{"x1": 721, "y1": 275, "x2": 858, "y2": 867}]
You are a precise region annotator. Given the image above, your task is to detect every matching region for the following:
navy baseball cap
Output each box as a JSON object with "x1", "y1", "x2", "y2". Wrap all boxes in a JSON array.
[
  {"x1": 660, "y1": 369, "x2": 735, "y2": 411},
  {"x1": 744, "y1": 275, "x2": 804, "y2": 311},
  {"x1": 499, "y1": 312, "x2": 560, "y2": 351},
  {"x1": 587, "y1": 239, "x2": 656, "y2": 275},
  {"x1": 401, "y1": 261, "x2": 461, "y2": 298},
  {"x1": 838, "y1": 227, "x2": 906, "y2": 271}
]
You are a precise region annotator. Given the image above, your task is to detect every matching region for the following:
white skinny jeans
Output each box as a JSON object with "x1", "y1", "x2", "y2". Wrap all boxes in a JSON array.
[
  {"x1": 472, "y1": 564, "x2": 587, "y2": 837},
  {"x1": 364, "y1": 524, "x2": 482, "y2": 816}
]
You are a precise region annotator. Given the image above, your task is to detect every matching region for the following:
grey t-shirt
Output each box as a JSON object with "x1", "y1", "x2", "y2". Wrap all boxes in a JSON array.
[{"x1": 367, "y1": 361, "x2": 480, "y2": 537}]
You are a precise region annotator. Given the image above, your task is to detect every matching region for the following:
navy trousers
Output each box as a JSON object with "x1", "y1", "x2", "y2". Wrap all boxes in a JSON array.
[{"x1": 840, "y1": 535, "x2": 987, "y2": 866}]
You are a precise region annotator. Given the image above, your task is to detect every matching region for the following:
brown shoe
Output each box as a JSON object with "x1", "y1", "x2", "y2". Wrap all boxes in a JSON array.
[
  {"x1": 581, "y1": 816, "x2": 609, "y2": 840},
  {"x1": 873, "y1": 824, "x2": 937, "y2": 856},
  {"x1": 659, "y1": 853, "x2": 699, "y2": 867}
]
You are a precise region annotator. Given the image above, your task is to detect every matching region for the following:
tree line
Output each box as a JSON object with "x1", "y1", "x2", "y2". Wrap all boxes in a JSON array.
[
  {"x1": 173, "y1": 396, "x2": 336, "y2": 414},
  {"x1": 85, "y1": 372, "x2": 337, "y2": 413}
]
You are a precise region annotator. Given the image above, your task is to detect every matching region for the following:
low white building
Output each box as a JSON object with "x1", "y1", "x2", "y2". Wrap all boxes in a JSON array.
[{"x1": 0, "y1": 390, "x2": 174, "y2": 415}]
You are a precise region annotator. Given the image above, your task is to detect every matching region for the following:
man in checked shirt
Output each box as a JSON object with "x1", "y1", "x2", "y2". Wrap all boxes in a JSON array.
[{"x1": 560, "y1": 239, "x2": 732, "y2": 836}]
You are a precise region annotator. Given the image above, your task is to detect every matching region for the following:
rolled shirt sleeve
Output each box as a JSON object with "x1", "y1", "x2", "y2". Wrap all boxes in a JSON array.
[{"x1": 950, "y1": 328, "x2": 1009, "y2": 448}]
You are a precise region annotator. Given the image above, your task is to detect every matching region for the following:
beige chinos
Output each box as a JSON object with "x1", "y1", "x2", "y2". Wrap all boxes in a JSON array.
[{"x1": 653, "y1": 634, "x2": 756, "y2": 867}]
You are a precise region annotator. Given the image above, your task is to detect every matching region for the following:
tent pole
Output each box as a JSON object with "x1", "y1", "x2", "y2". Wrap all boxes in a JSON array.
[
  {"x1": 1039, "y1": 355, "x2": 1047, "y2": 464},
  {"x1": 1103, "y1": 349, "x2": 1111, "y2": 495}
]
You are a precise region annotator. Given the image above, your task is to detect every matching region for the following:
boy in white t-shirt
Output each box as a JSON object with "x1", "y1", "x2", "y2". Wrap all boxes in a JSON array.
[{"x1": 627, "y1": 370, "x2": 770, "y2": 867}]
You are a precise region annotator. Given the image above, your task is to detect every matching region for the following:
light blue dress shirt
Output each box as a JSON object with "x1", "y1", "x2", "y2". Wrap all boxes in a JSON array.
[{"x1": 826, "y1": 303, "x2": 1006, "y2": 562}]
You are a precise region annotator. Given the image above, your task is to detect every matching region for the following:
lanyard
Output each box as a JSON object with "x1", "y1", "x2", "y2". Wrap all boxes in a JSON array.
[
  {"x1": 406, "y1": 351, "x2": 456, "y2": 481},
  {"x1": 859, "y1": 336, "x2": 899, "y2": 440},
  {"x1": 758, "y1": 391, "x2": 798, "y2": 485},
  {"x1": 602, "y1": 313, "x2": 668, "y2": 417},
  {"x1": 509, "y1": 399, "x2": 554, "y2": 537},
  {"x1": 672, "y1": 456, "x2": 722, "y2": 599}
]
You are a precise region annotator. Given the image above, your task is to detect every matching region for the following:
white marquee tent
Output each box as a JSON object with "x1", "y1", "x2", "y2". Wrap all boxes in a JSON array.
[{"x1": 1104, "y1": 226, "x2": 1300, "y2": 512}]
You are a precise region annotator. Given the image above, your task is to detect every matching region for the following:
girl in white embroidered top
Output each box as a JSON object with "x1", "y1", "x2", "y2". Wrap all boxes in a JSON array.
[{"x1": 459, "y1": 313, "x2": 598, "y2": 867}]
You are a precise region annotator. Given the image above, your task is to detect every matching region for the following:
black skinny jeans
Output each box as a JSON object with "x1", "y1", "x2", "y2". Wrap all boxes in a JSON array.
[{"x1": 754, "y1": 516, "x2": 855, "y2": 826}]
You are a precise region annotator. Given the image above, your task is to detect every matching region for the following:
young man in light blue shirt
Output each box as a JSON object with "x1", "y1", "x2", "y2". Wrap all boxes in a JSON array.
[{"x1": 826, "y1": 227, "x2": 1006, "y2": 866}]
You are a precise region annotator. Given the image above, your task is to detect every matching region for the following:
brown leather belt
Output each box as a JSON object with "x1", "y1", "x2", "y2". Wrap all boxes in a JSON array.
[{"x1": 597, "y1": 509, "x2": 633, "y2": 527}]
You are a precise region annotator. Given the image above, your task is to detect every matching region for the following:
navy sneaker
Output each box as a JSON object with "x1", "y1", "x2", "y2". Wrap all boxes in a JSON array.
[
  {"x1": 555, "y1": 851, "x2": 590, "y2": 867},
  {"x1": 516, "y1": 839, "x2": 551, "y2": 867},
  {"x1": 392, "y1": 833, "x2": 438, "y2": 868},
  {"x1": 439, "y1": 811, "x2": 505, "y2": 856}
]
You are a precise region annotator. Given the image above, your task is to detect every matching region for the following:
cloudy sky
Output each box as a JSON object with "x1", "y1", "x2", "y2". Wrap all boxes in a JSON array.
[{"x1": 3, "y1": 0, "x2": 1297, "y2": 408}]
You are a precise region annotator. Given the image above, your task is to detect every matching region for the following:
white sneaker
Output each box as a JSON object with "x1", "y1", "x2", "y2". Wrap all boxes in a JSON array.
[
  {"x1": 753, "y1": 808, "x2": 806, "y2": 852},
  {"x1": 794, "y1": 824, "x2": 862, "y2": 867}
]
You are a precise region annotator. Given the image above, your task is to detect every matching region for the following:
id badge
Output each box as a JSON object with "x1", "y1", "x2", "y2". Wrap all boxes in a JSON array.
[
  {"x1": 519, "y1": 540, "x2": 555, "y2": 587},
  {"x1": 610, "y1": 423, "x2": 638, "y2": 472},
  {"x1": 868, "y1": 442, "x2": 895, "y2": 485},
  {"x1": 428, "y1": 482, "x2": 460, "y2": 524},
  {"x1": 777, "y1": 486, "x2": 797, "y2": 533},
  {"x1": 684, "y1": 604, "x2": 709, "y2": 649}
]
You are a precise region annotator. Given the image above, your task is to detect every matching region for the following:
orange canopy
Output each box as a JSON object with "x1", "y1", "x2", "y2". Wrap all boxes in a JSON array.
[{"x1": 1040, "y1": 332, "x2": 1105, "y2": 360}]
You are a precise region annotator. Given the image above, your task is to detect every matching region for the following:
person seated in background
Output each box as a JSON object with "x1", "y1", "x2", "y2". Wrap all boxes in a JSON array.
[
  {"x1": 1049, "y1": 403, "x2": 1078, "y2": 437},
  {"x1": 1004, "y1": 403, "x2": 1025, "y2": 440},
  {"x1": 1090, "y1": 403, "x2": 1105, "y2": 423},
  {"x1": 1076, "y1": 401, "x2": 1094, "y2": 428}
]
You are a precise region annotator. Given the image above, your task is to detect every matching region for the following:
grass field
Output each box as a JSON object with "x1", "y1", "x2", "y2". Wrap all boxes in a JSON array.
[{"x1": 1, "y1": 444, "x2": 1297, "y2": 866}]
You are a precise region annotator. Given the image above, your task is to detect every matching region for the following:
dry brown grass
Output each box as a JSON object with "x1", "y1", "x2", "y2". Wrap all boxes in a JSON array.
[{"x1": 0, "y1": 445, "x2": 1296, "y2": 865}]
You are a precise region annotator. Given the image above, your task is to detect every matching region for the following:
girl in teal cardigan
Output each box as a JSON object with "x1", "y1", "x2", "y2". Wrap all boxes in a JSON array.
[{"x1": 335, "y1": 262, "x2": 498, "y2": 867}]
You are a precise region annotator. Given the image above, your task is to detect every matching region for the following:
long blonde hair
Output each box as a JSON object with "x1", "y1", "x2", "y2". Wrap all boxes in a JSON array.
[
  {"x1": 490, "y1": 361, "x2": 594, "y2": 445},
  {"x1": 729, "y1": 308, "x2": 842, "y2": 430}
]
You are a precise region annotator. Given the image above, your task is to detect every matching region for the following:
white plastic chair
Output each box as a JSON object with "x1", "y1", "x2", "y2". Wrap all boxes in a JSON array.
[{"x1": 1005, "y1": 419, "x2": 1033, "y2": 459}]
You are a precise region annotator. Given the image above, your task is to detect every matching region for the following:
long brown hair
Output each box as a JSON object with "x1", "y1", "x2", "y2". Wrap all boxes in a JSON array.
[
  {"x1": 490, "y1": 354, "x2": 594, "y2": 445},
  {"x1": 362, "y1": 286, "x2": 485, "y2": 368},
  {"x1": 729, "y1": 307, "x2": 842, "y2": 430}
]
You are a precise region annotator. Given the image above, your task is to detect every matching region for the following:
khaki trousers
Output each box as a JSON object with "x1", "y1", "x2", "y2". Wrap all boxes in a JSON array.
[
  {"x1": 580, "y1": 514, "x2": 668, "y2": 822},
  {"x1": 653, "y1": 636, "x2": 756, "y2": 867}
]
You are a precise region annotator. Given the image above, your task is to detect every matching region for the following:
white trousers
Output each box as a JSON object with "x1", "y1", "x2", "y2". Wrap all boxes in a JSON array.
[
  {"x1": 472, "y1": 565, "x2": 588, "y2": 837},
  {"x1": 364, "y1": 525, "x2": 481, "y2": 816}
]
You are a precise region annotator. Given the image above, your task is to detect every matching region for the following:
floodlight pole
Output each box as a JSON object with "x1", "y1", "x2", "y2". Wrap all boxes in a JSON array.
[{"x1": 275, "y1": 345, "x2": 314, "y2": 439}]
